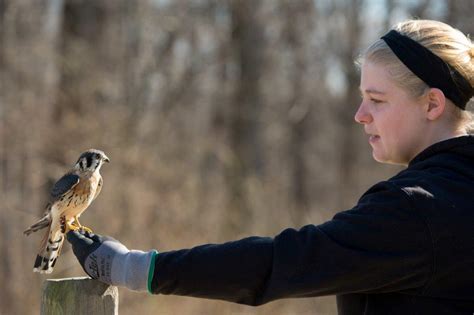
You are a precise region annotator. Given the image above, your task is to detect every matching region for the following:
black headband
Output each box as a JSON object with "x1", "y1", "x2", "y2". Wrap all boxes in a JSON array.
[{"x1": 381, "y1": 30, "x2": 473, "y2": 110}]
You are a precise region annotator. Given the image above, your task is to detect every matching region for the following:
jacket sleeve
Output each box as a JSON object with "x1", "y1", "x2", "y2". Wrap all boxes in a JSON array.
[{"x1": 150, "y1": 181, "x2": 433, "y2": 305}]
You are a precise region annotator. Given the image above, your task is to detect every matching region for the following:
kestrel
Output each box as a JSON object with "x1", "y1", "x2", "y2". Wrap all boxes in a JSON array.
[{"x1": 24, "y1": 149, "x2": 110, "y2": 273}]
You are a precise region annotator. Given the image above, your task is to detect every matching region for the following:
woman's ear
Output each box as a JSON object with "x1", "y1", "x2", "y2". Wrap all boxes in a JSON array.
[{"x1": 425, "y1": 88, "x2": 446, "y2": 121}]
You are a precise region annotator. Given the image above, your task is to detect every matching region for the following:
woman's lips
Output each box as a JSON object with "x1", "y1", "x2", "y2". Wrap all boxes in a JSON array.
[{"x1": 369, "y1": 135, "x2": 380, "y2": 144}]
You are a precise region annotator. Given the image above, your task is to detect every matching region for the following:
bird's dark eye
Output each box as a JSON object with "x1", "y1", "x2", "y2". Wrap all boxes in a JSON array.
[{"x1": 95, "y1": 153, "x2": 101, "y2": 159}]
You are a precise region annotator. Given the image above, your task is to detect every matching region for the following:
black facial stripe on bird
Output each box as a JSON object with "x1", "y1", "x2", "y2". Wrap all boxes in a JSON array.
[{"x1": 86, "y1": 155, "x2": 93, "y2": 168}]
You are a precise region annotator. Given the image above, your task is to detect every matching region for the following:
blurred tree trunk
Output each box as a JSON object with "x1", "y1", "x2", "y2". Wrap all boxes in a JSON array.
[
  {"x1": 0, "y1": 1, "x2": 63, "y2": 313},
  {"x1": 0, "y1": 0, "x2": 5, "y2": 71},
  {"x1": 0, "y1": 1, "x2": 7, "y2": 306},
  {"x1": 384, "y1": 0, "x2": 395, "y2": 30},
  {"x1": 282, "y1": 0, "x2": 315, "y2": 224},
  {"x1": 224, "y1": 0, "x2": 265, "y2": 233},
  {"x1": 410, "y1": 0, "x2": 431, "y2": 18},
  {"x1": 337, "y1": 0, "x2": 363, "y2": 209},
  {"x1": 55, "y1": 0, "x2": 107, "y2": 120},
  {"x1": 445, "y1": 0, "x2": 474, "y2": 34}
]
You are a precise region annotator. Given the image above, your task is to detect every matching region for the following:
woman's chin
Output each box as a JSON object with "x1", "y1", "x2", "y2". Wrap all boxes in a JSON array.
[{"x1": 372, "y1": 150, "x2": 390, "y2": 164}]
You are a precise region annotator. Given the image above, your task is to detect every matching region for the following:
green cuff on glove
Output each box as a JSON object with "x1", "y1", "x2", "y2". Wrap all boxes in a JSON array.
[{"x1": 147, "y1": 250, "x2": 158, "y2": 293}]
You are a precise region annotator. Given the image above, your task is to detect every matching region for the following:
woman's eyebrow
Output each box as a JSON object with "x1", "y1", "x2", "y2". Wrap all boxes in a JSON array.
[{"x1": 359, "y1": 87, "x2": 386, "y2": 95}]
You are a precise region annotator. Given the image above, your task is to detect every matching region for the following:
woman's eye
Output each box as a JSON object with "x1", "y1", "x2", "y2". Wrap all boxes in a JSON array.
[{"x1": 370, "y1": 98, "x2": 382, "y2": 104}]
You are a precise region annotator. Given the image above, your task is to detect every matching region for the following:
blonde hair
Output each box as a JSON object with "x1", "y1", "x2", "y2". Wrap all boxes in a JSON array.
[{"x1": 359, "y1": 20, "x2": 474, "y2": 133}]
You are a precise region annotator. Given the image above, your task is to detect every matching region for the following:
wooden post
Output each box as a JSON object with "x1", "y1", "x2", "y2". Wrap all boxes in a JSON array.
[{"x1": 41, "y1": 277, "x2": 119, "y2": 315}]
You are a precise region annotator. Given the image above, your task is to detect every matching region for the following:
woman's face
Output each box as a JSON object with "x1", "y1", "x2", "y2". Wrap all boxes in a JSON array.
[{"x1": 355, "y1": 61, "x2": 428, "y2": 165}]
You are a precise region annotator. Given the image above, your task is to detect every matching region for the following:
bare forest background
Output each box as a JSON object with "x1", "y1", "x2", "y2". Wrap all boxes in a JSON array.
[{"x1": 1, "y1": 0, "x2": 472, "y2": 314}]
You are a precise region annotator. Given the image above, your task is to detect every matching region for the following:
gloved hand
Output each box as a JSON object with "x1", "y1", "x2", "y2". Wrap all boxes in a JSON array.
[{"x1": 66, "y1": 230, "x2": 157, "y2": 292}]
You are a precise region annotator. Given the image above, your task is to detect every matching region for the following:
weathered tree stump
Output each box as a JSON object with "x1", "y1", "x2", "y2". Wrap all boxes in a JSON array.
[{"x1": 41, "y1": 277, "x2": 118, "y2": 315}]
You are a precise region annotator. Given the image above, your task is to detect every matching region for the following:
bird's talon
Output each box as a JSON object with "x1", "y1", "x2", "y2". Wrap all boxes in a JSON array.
[
  {"x1": 79, "y1": 226, "x2": 93, "y2": 234},
  {"x1": 64, "y1": 220, "x2": 81, "y2": 232}
]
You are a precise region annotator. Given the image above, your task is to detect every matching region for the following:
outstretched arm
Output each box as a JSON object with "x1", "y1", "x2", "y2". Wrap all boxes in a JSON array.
[{"x1": 67, "y1": 182, "x2": 432, "y2": 305}]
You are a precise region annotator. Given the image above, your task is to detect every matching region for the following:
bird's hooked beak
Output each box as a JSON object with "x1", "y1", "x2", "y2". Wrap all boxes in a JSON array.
[{"x1": 103, "y1": 155, "x2": 110, "y2": 163}]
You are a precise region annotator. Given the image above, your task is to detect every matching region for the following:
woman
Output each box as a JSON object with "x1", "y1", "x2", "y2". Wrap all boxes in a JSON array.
[{"x1": 67, "y1": 20, "x2": 474, "y2": 314}]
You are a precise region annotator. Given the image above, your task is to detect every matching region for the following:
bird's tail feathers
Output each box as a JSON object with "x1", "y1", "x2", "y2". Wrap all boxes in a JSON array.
[{"x1": 33, "y1": 227, "x2": 64, "y2": 274}]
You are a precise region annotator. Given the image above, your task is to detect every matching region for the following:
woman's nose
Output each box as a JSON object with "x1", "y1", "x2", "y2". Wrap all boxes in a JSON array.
[{"x1": 354, "y1": 102, "x2": 372, "y2": 124}]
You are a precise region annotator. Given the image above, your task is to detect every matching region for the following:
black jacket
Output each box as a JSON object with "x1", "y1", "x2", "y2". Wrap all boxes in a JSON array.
[{"x1": 151, "y1": 135, "x2": 474, "y2": 315}]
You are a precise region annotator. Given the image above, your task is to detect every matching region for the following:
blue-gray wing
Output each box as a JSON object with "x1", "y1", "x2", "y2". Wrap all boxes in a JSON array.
[{"x1": 50, "y1": 173, "x2": 80, "y2": 199}]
